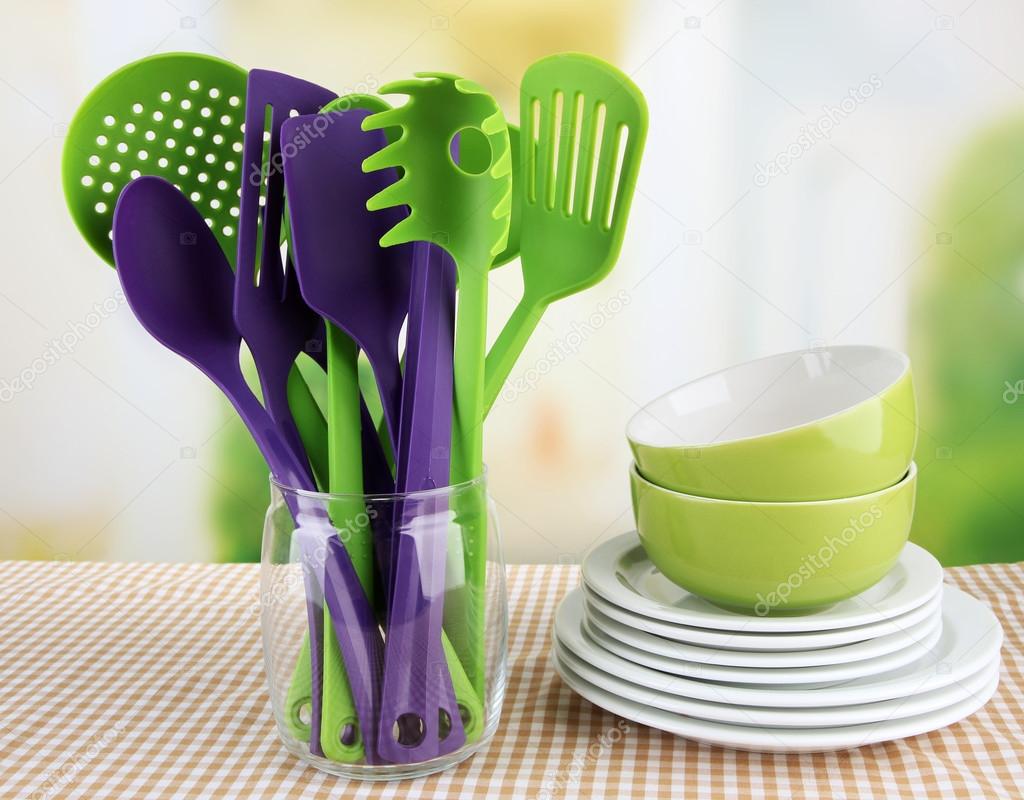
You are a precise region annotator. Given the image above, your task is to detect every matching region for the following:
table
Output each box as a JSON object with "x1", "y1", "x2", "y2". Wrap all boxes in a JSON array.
[{"x1": 0, "y1": 559, "x2": 1021, "y2": 798}]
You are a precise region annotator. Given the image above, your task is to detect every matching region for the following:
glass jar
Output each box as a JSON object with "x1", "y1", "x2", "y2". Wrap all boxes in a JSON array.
[{"x1": 258, "y1": 473, "x2": 507, "y2": 780}]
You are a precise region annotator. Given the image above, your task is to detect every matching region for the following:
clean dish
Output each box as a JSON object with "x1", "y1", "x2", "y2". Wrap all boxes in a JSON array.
[
  {"x1": 630, "y1": 464, "x2": 918, "y2": 611},
  {"x1": 553, "y1": 652, "x2": 998, "y2": 752},
  {"x1": 583, "y1": 532, "x2": 941, "y2": 631},
  {"x1": 584, "y1": 585, "x2": 942, "y2": 652},
  {"x1": 584, "y1": 586, "x2": 942, "y2": 651},
  {"x1": 584, "y1": 596, "x2": 942, "y2": 668},
  {"x1": 626, "y1": 345, "x2": 917, "y2": 501},
  {"x1": 554, "y1": 586, "x2": 1002, "y2": 707},
  {"x1": 554, "y1": 642, "x2": 1000, "y2": 729},
  {"x1": 581, "y1": 601, "x2": 943, "y2": 685}
]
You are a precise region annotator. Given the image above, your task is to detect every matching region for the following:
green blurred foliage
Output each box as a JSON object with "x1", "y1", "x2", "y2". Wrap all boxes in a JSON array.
[{"x1": 909, "y1": 114, "x2": 1024, "y2": 566}]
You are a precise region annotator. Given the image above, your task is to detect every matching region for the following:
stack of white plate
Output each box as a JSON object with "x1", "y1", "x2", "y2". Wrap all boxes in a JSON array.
[{"x1": 552, "y1": 532, "x2": 1004, "y2": 752}]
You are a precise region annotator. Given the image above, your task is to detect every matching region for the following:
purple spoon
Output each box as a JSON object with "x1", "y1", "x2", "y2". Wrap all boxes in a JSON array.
[
  {"x1": 112, "y1": 176, "x2": 381, "y2": 760},
  {"x1": 234, "y1": 70, "x2": 337, "y2": 485},
  {"x1": 379, "y1": 241, "x2": 464, "y2": 762}
]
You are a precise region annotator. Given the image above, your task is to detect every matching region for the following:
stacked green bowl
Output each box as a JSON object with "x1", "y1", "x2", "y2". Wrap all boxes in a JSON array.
[{"x1": 626, "y1": 345, "x2": 918, "y2": 613}]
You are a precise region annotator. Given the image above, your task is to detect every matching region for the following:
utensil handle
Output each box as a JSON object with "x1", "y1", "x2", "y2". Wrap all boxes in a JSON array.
[
  {"x1": 226, "y1": 374, "x2": 382, "y2": 762},
  {"x1": 380, "y1": 243, "x2": 483, "y2": 760},
  {"x1": 482, "y1": 299, "x2": 546, "y2": 416},
  {"x1": 287, "y1": 365, "x2": 329, "y2": 490},
  {"x1": 320, "y1": 324, "x2": 376, "y2": 763}
]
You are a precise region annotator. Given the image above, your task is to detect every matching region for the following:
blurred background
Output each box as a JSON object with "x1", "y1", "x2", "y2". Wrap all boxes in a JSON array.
[{"x1": 1, "y1": 0, "x2": 1022, "y2": 566}]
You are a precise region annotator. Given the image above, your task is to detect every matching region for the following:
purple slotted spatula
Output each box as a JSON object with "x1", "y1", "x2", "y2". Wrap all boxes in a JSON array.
[
  {"x1": 233, "y1": 70, "x2": 337, "y2": 487},
  {"x1": 113, "y1": 176, "x2": 381, "y2": 761}
]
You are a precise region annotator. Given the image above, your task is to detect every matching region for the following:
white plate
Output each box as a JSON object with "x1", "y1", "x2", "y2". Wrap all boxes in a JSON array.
[
  {"x1": 554, "y1": 642, "x2": 1001, "y2": 729},
  {"x1": 583, "y1": 532, "x2": 943, "y2": 632},
  {"x1": 554, "y1": 585, "x2": 1002, "y2": 707},
  {"x1": 586, "y1": 595, "x2": 943, "y2": 667},
  {"x1": 553, "y1": 652, "x2": 999, "y2": 752},
  {"x1": 584, "y1": 585, "x2": 944, "y2": 651},
  {"x1": 581, "y1": 594, "x2": 943, "y2": 684}
]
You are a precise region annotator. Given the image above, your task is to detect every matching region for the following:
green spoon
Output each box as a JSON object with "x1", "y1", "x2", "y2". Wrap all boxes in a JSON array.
[
  {"x1": 482, "y1": 53, "x2": 648, "y2": 413},
  {"x1": 61, "y1": 52, "x2": 328, "y2": 484}
]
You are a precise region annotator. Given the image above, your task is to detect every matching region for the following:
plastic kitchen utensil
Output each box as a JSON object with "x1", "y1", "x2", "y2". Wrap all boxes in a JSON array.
[
  {"x1": 627, "y1": 346, "x2": 918, "y2": 501},
  {"x1": 234, "y1": 70, "x2": 338, "y2": 489},
  {"x1": 364, "y1": 73, "x2": 511, "y2": 481},
  {"x1": 631, "y1": 462, "x2": 918, "y2": 611},
  {"x1": 282, "y1": 100, "x2": 404, "y2": 764},
  {"x1": 482, "y1": 53, "x2": 648, "y2": 413},
  {"x1": 111, "y1": 177, "x2": 382, "y2": 761},
  {"x1": 283, "y1": 102, "x2": 407, "y2": 606},
  {"x1": 61, "y1": 53, "x2": 329, "y2": 486},
  {"x1": 281, "y1": 105, "x2": 407, "y2": 455},
  {"x1": 363, "y1": 73, "x2": 511, "y2": 757},
  {"x1": 63, "y1": 52, "x2": 248, "y2": 266},
  {"x1": 236, "y1": 71, "x2": 377, "y2": 762},
  {"x1": 282, "y1": 108, "x2": 484, "y2": 762},
  {"x1": 462, "y1": 124, "x2": 522, "y2": 267},
  {"x1": 262, "y1": 476, "x2": 508, "y2": 778}
]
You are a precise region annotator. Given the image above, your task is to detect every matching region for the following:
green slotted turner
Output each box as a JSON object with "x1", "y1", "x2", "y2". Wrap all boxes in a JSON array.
[
  {"x1": 363, "y1": 72, "x2": 512, "y2": 701},
  {"x1": 482, "y1": 53, "x2": 648, "y2": 413},
  {"x1": 61, "y1": 52, "x2": 328, "y2": 485}
]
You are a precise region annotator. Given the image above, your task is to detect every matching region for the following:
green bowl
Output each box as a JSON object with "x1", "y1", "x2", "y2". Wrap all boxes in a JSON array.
[
  {"x1": 626, "y1": 346, "x2": 917, "y2": 501},
  {"x1": 630, "y1": 461, "x2": 918, "y2": 613}
]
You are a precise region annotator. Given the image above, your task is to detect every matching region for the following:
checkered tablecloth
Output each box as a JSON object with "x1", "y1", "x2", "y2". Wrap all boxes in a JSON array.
[{"x1": 0, "y1": 559, "x2": 1021, "y2": 799}]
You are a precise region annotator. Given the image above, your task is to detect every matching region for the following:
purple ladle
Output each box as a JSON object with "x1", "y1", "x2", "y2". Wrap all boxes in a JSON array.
[{"x1": 112, "y1": 176, "x2": 382, "y2": 760}]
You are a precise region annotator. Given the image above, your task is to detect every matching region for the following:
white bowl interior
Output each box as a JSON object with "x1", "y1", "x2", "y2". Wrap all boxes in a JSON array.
[{"x1": 628, "y1": 346, "x2": 909, "y2": 448}]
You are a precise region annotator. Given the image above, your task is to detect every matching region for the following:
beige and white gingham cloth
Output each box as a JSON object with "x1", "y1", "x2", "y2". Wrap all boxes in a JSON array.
[{"x1": 0, "y1": 559, "x2": 1021, "y2": 799}]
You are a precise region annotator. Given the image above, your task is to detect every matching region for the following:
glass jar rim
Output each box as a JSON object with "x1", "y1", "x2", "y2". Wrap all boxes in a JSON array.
[{"x1": 270, "y1": 466, "x2": 488, "y2": 501}]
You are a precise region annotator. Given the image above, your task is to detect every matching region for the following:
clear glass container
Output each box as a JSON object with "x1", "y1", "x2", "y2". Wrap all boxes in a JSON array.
[{"x1": 259, "y1": 473, "x2": 507, "y2": 780}]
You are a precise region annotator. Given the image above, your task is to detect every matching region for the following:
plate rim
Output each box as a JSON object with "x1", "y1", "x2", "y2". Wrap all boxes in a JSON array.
[
  {"x1": 554, "y1": 586, "x2": 1003, "y2": 707},
  {"x1": 585, "y1": 598, "x2": 942, "y2": 676},
  {"x1": 583, "y1": 583, "x2": 944, "y2": 651},
  {"x1": 586, "y1": 593, "x2": 943, "y2": 667},
  {"x1": 553, "y1": 640, "x2": 1001, "y2": 729},
  {"x1": 552, "y1": 648, "x2": 1000, "y2": 752},
  {"x1": 582, "y1": 532, "x2": 943, "y2": 632}
]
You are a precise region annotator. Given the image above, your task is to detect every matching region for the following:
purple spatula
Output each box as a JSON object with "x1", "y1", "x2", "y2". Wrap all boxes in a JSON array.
[
  {"x1": 282, "y1": 110, "x2": 473, "y2": 761},
  {"x1": 233, "y1": 70, "x2": 337, "y2": 488},
  {"x1": 280, "y1": 108, "x2": 410, "y2": 446},
  {"x1": 112, "y1": 176, "x2": 381, "y2": 761}
]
